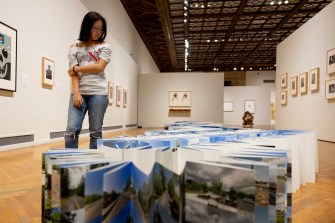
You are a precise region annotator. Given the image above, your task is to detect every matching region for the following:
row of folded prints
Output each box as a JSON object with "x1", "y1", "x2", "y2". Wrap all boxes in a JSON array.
[{"x1": 42, "y1": 122, "x2": 317, "y2": 223}]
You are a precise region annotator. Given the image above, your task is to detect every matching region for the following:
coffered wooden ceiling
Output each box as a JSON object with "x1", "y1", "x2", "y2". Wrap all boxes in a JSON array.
[{"x1": 121, "y1": 0, "x2": 333, "y2": 72}]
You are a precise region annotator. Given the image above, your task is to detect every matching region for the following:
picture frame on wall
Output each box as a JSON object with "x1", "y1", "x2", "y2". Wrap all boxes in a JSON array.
[
  {"x1": 0, "y1": 21, "x2": 17, "y2": 92},
  {"x1": 123, "y1": 89, "x2": 128, "y2": 108},
  {"x1": 169, "y1": 91, "x2": 192, "y2": 107},
  {"x1": 42, "y1": 57, "x2": 55, "y2": 86},
  {"x1": 327, "y1": 48, "x2": 335, "y2": 75},
  {"x1": 290, "y1": 76, "x2": 298, "y2": 96},
  {"x1": 309, "y1": 67, "x2": 320, "y2": 91},
  {"x1": 325, "y1": 79, "x2": 335, "y2": 100},
  {"x1": 299, "y1": 72, "x2": 308, "y2": 94},
  {"x1": 280, "y1": 90, "x2": 287, "y2": 105},
  {"x1": 223, "y1": 101, "x2": 234, "y2": 112},
  {"x1": 108, "y1": 82, "x2": 114, "y2": 106},
  {"x1": 280, "y1": 73, "x2": 288, "y2": 88},
  {"x1": 116, "y1": 86, "x2": 121, "y2": 107},
  {"x1": 244, "y1": 100, "x2": 255, "y2": 114}
]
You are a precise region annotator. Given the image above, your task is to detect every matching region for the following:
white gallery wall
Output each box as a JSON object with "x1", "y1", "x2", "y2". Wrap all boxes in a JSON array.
[
  {"x1": 138, "y1": 72, "x2": 224, "y2": 127},
  {"x1": 223, "y1": 86, "x2": 272, "y2": 126},
  {"x1": 0, "y1": 0, "x2": 158, "y2": 150},
  {"x1": 276, "y1": 0, "x2": 335, "y2": 142}
]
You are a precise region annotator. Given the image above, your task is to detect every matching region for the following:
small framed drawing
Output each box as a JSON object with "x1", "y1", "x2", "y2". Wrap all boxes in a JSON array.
[
  {"x1": 325, "y1": 79, "x2": 335, "y2": 99},
  {"x1": 224, "y1": 101, "x2": 234, "y2": 112},
  {"x1": 108, "y1": 82, "x2": 114, "y2": 106},
  {"x1": 290, "y1": 76, "x2": 298, "y2": 96},
  {"x1": 244, "y1": 100, "x2": 255, "y2": 114},
  {"x1": 42, "y1": 57, "x2": 55, "y2": 86},
  {"x1": 0, "y1": 21, "x2": 17, "y2": 91},
  {"x1": 299, "y1": 72, "x2": 308, "y2": 94},
  {"x1": 169, "y1": 91, "x2": 191, "y2": 107},
  {"x1": 280, "y1": 90, "x2": 287, "y2": 105},
  {"x1": 309, "y1": 67, "x2": 320, "y2": 91},
  {"x1": 116, "y1": 86, "x2": 121, "y2": 107},
  {"x1": 123, "y1": 89, "x2": 127, "y2": 108},
  {"x1": 280, "y1": 73, "x2": 288, "y2": 88},
  {"x1": 327, "y1": 48, "x2": 335, "y2": 75}
]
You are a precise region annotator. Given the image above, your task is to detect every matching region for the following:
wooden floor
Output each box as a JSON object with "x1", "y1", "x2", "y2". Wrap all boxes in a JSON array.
[{"x1": 0, "y1": 128, "x2": 334, "y2": 222}]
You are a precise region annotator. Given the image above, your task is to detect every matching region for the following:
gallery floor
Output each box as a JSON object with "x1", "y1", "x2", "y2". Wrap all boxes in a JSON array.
[{"x1": 0, "y1": 127, "x2": 334, "y2": 222}]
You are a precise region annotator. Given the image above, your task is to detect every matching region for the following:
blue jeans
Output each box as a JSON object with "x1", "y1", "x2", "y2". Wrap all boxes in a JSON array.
[{"x1": 64, "y1": 95, "x2": 108, "y2": 149}]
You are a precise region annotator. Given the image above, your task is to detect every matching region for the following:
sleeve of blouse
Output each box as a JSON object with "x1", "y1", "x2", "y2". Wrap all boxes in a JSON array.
[
  {"x1": 99, "y1": 43, "x2": 112, "y2": 64},
  {"x1": 68, "y1": 47, "x2": 78, "y2": 68}
]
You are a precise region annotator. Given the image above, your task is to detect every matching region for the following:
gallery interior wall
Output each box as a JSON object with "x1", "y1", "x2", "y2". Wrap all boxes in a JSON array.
[
  {"x1": 138, "y1": 72, "x2": 224, "y2": 127},
  {"x1": 223, "y1": 86, "x2": 272, "y2": 126},
  {"x1": 276, "y1": 0, "x2": 335, "y2": 142},
  {"x1": 0, "y1": 0, "x2": 158, "y2": 151}
]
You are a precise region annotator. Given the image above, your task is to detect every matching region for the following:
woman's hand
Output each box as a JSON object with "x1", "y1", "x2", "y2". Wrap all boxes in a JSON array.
[
  {"x1": 68, "y1": 67, "x2": 77, "y2": 77},
  {"x1": 73, "y1": 93, "x2": 83, "y2": 107}
]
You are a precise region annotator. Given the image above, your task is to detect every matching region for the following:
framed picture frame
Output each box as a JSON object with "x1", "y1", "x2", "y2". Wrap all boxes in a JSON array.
[
  {"x1": 280, "y1": 73, "x2": 288, "y2": 88},
  {"x1": 42, "y1": 57, "x2": 55, "y2": 86},
  {"x1": 299, "y1": 72, "x2": 308, "y2": 94},
  {"x1": 309, "y1": 67, "x2": 320, "y2": 91},
  {"x1": 116, "y1": 86, "x2": 121, "y2": 107},
  {"x1": 290, "y1": 76, "x2": 298, "y2": 96},
  {"x1": 280, "y1": 90, "x2": 287, "y2": 105},
  {"x1": 108, "y1": 82, "x2": 114, "y2": 106},
  {"x1": 169, "y1": 91, "x2": 192, "y2": 107},
  {"x1": 123, "y1": 89, "x2": 128, "y2": 108},
  {"x1": 223, "y1": 101, "x2": 234, "y2": 112},
  {"x1": 327, "y1": 48, "x2": 335, "y2": 75},
  {"x1": 0, "y1": 21, "x2": 17, "y2": 92},
  {"x1": 244, "y1": 100, "x2": 255, "y2": 114},
  {"x1": 325, "y1": 79, "x2": 335, "y2": 100}
]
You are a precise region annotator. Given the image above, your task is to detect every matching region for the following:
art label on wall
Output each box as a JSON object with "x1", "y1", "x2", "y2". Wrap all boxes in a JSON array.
[
  {"x1": 309, "y1": 67, "x2": 319, "y2": 91},
  {"x1": 290, "y1": 76, "x2": 298, "y2": 96},
  {"x1": 325, "y1": 79, "x2": 335, "y2": 100},
  {"x1": 108, "y1": 82, "x2": 114, "y2": 106},
  {"x1": 327, "y1": 48, "x2": 335, "y2": 75},
  {"x1": 0, "y1": 21, "x2": 17, "y2": 91},
  {"x1": 42, "y1": 57, "x2": 55, "y2": 86},
  {"x1": 280, "y1": 73, "x2": 288, "y2": 88},
  {"x1": 169, "y1": 91, "x2": 192, "y2": 107}
]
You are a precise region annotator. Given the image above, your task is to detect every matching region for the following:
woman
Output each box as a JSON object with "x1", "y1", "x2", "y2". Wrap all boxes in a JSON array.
[{"x1": 65, "y1": 11, "x2": 111, "y2": 149}]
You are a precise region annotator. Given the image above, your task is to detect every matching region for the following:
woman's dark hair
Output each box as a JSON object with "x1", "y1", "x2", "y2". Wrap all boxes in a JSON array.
[{"x1": 78, "y1": 11, "x2": 107, "y2": 42}]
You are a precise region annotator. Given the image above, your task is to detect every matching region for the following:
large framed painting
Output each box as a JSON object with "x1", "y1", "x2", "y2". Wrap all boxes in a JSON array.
[
  {"x1": 290, "y1": 76, "x2": 298, "y2": 96},
  {"x1": 299, "y1": 72, "x2": 308, "y2": 94},
  {"x1": 169, "y1": 91, "x2": 192, "y2": 107},
  {"x1": 108, "y1": 82, "x2": 114, "y2": 106},
  {"x1": 42, "y1": 57, "x2": 55, "y2": 86},
  {"x1": 309, "y1": 67, "x2": 320, "y2": 91},
  {"x1": 123, "y1": 89, "x2": 128, "y2": 108},
  {"x1": 223, "y1": 101, "x2": 234, "y2": 112},
  {"x1": 116, "y1": 86, "x2": 121, "y2": 107},
  {"x1": 327, "y1": 48, "x2": 335, "y2": 75},
  {"x1": 0, "y1": 21, "x2": 17, "y2": 92},
  {"x1": 325, "y1": 79, "x2": 335, "y2": 100},
  {"x1": 280, "y1": 73, "x2": 288, "y2": 88}
]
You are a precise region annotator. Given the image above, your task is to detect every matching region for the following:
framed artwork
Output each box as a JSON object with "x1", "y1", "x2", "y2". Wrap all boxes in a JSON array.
[
  {"x1": 325, "y1": 79, "x2": 335, "y2": 99},
  {"x1": 290, "y1": 76, "x2": 298, "y2": 96},
  {"x1": 280, "y1": 90, "x2": 287, "y2": 105},
  {"x1": 116, "y1": 86, "x2": 121, "y2": 107},
  {"x1": 309, "y1": 67, "x2": 320, "y2": 91},
  {"x1": 0, "y1": 21, "x2": 17, "y2": 91},
  {"x1": 280, "y1": 73, "x2": 288, "y2": 88},
  {"x1": 123, "y1": 89, "x2": 127, "y2": 108},
  {"x1": 169, "y1": 91, "x2": 192, "y2": 107},
  {"x1": 299, "y1": 72, "x2": 308, "y2": 94},
  {"x1": 108, "y1": 82, "x2": 114, "y2": 105},
  {"x1": 223, "y1": 101, "x2": 234, "y2": 112},
  {"x1": 42, "y1": 57, "x2": 55, "y2": 86},
  {"x1": 244, "y1": 100, "x2": 255, "y2": 114},
  {"x1": 327, "y1": 48, "x2": 335, "y2": 75}
]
